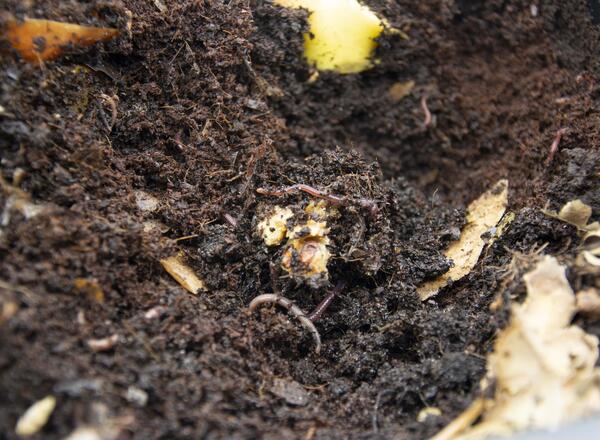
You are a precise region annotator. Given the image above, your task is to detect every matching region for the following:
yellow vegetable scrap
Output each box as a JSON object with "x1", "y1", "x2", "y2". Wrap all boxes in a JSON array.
[
  {"x1": 418, "y1": 180, "x2": 509, "y2": 300},
  {"x1": 160, "y1": 255, "x2": 206, "y2": 294},
  {"x1": 274, "y1": 0, "x2": 385, "y2": 74},
  {"x1": 257, "y1": 202, "x2": 334, "y2": 285},
  {"x1": 304, "y1": 200, "x2": 333, "y2": 220},
  {"x1": 257, "y1": 206, "x2": 294, "y2": 246},
  {"x1": 282, "y1": 220, "x2": 331, "y2": 281},
  {"x1": 4, "y1": 18, "x2": 119, "y2": 63}
]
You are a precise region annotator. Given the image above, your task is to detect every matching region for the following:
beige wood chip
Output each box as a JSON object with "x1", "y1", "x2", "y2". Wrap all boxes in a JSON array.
[{"x1": 160, "y1": 255, "x2": 206, "y2": 294}]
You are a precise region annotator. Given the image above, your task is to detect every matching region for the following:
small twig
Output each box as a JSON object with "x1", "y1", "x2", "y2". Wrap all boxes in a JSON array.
[
  {"x1": 372, "y1": 390, "x2": 394, "y2": 433},
  {"x1": 257, "y1": 184, "x2": 379, "y2": 217},
  {"x1": 174, "y1": 234, "x2": 200, "y2": 242},
  {"x1": 99, "y1": 93, "x2": 118, "y2": 132},
  {"x1": 421, "y1": 95, "x2": 432, "y2": 128},
  {"x1": 545, "y1": 128, "x2": 567, "y2": 166}
]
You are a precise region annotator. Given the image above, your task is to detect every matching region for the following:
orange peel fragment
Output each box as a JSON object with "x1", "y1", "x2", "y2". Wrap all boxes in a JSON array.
[{"x1": 4, "y1": 18, "x2": 119, "y2": 62}]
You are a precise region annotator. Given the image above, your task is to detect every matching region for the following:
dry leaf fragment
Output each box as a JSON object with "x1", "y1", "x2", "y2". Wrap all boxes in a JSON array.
[
  {"x1": 152, "y1": 0, "x2": 168, "y2": 13},
  {"x1": 544, "y1": 199, "x2": 599, "y2": 232},
  {"x1": 545, "y1": 200, "x2": 600, "y2": 269},
  {"x1": 15, "y1": 395, "x2": 57, "y2": 436},
  {"x1": 142, "y1": 220, "x2": 169, "y2": 234},
  {"x1": 433, "y1": 256, "x2": 600, "y2": 440},
  {"x1": 4, "y1": 18, "x2": 119, "y2": 63},
  {"x1": 557, "y1": 199, "x2": 592, "y2": 230},
  {"x1": 1, "y1": 195, "x2": 46, "y2": 227},
  {"x1": 160, "y1": 255, "x2": 206, "y2": 294},
  {"x1": 1, "y1": 176, "x2": 48, "y2": 237},
  {"x1": 418, "y1": 180, "x2": 509, "y2": 300}
]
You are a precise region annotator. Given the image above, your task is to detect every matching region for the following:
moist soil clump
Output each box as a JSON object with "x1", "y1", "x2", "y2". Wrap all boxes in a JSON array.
[{"x1": 1, "y1": 1, "x2": 600, "y2": 439}]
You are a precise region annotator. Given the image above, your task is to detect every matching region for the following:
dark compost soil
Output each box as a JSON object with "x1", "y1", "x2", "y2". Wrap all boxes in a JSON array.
[{"x1": 1, "y1": 1, "x2": 600, "y2": 439}]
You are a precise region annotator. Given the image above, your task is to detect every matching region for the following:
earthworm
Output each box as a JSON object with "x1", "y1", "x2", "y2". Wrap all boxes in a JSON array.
[
  {"x1": 249, "y1": 294, "x2": 322, "y2": 353},
  {"x1": 257, "y1": 184, "x2": 379, "y2": 217},
  {"x1": 545, "y1": 128, "x2": 567, "y2": 166},
  {"x1": 307, "y1": 281, "x2": 346, "y2": 322},
  {"x1": 421, "y1": 95, "x2": 432, "y2": 128}
]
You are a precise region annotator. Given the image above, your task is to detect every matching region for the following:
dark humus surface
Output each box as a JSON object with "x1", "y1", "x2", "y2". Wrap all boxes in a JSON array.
[{"x1": 1, "y1": 1, "x2": 599, "y2": 439}]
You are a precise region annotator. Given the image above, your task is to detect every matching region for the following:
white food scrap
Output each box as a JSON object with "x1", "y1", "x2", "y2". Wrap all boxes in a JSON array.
[
  {"x1": 15, "y1": 395, "x2": 57, "y2": 436},
  {"x1": 87, "y1": 334, "x2": 119, "y2": 352},
  {"x1": 418, "y1": 180, "x2": 509, "y2": 300},
  {"x1": 432, "y1": 256, "x2": 600, "y2": 440},
  {"x1": 134, "y1": 190, "x2": 160, "y2": 212}
]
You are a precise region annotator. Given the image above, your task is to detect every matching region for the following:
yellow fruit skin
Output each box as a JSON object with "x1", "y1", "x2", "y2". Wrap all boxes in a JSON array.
[{"x1": 275, "y1": 0, "x2": 384, "y2": 73}]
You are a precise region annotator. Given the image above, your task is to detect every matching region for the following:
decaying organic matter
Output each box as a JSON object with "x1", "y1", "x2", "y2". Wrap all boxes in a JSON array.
[
  {"x1": 433, "y1": 257, "x2": 600, "y2": 440},
  {"x1": 418, "y1": 180, "x2": 509, "y2": 300},
  {"x1": 2, "y1": 1, "x2": 600, "y2": 439}
]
